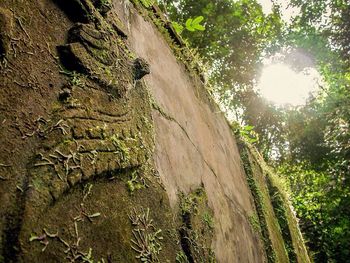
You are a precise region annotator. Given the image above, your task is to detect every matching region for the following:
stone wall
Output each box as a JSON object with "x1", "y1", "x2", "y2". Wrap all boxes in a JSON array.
[{"x1": 0, "y1": 0, "x2": 310, "y2": 262}]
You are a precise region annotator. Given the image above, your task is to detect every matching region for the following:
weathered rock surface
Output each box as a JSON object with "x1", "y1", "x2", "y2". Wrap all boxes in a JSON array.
[
  {"x1": 0, "y1": 0, "x2": 310, "y2": 262},
  {"x1": 0, "y1": 7, "x2": 13, "y2": 59}
]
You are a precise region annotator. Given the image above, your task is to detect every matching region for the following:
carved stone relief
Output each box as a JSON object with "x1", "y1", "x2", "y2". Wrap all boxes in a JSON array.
[{"x1": 23, "y1": 0, "x2": 153, "y2": 215}]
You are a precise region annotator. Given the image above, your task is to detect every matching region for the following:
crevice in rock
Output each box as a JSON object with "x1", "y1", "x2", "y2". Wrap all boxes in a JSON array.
[{"x1": 1, "y1": 176, "x2": 28, "y2": 263}]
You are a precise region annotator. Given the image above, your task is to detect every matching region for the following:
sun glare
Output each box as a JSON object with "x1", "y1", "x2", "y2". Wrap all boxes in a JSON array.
[{"x1": 257, "y1": 63, "x2": 321, "y2": 106}]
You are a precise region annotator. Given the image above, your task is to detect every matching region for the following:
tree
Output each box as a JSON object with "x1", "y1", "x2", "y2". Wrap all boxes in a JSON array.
[
  {"x1": 163, "y1": 0, "x2": 283, "y2": 90},
  {"x1": 275, "y1": 1, "x2": 350, "y2": 261}
]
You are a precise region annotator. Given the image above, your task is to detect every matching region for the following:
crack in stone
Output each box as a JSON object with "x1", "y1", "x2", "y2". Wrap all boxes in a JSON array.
[{"x1": 152, "y1": 102, "x2": 250, "y2": 219}]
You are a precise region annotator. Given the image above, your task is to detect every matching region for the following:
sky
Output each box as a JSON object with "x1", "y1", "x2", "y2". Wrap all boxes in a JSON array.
[
  {"x1": 257, "y1": 63, "x2": 322, "y2": 106},
  {"x1": 256, "y1": 0, "x2": 300, "y2": 22}
]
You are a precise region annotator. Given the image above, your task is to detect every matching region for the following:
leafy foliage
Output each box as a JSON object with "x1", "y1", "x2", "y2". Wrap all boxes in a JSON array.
[
  {"x1": 139, "y1": 0, "x2": 156, "y2": 8},
  {"x1": 231, "y1": 122, "x2": 259, "y2": 144},
  {"x1": 272, "y1": 3, "x2": 350, "y2": 260},
  {"x1": 172, "y1": 16, "x2": 205, "y2": 34},
  {"x1": 171, "y1": 21, "x2": 184, "y2": 34},
  {"x1": 164, "y1": 0, "x2": 283, "y2": 88},
  {"x1": 278, "y1": 164, "x2": 350, "y2": 262},
  {"x1": 176, "y1": 251, "x2": 189, "y2": 263},
  {"x1": 185, "y1": 16, "x2": 205, "y2": 32}
]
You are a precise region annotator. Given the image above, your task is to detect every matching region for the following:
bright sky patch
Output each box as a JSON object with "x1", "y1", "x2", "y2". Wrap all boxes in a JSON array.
[
  {"x1": 257, "y1": 0, "x2": 299, "y2": 22},
  {"x1": 257, "y1": 63, "x2": 321, "y2": 106}
]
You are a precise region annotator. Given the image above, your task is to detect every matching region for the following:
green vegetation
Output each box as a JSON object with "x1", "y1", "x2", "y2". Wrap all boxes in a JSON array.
[
  {"x1": 172, "y1": 16, "x2": 205, "y2": 34},
  {"x1": 138, "y1": 0, "x2": 156, "y2": 8},
  {"x1": 238, "y1": 142, "x2": 277, "y2": 263},
  {"x1": 128, "y1": 207, "x2": 164, "y2": 262},
  {"x1": 179, "y1": 188, "x2": 204, "y2": 216},
  {"x1": 248, "y1": 214, "x2": 261, "y2": 233},
  {"x1": 231, "y1": 123, "x2": 259, "y2": 144},
  {"x1": 126, "y1": 171, "x2": 146, "y2": 193},
  {"x1": 162, "y1": 0, "x2": 282, "y2": 89},
  {"x1": 240, "y1": 142, "x2": 311, "y2": 263},
  {"x1": 7, "y1": 0, "x2": 346, "y2": 261},
  {"x1": 110, "y1": 134, "x2": 130, "y2": 162},
  {"x1": 177, "y1": 188, "x2": 216, "y2": 263},
  {"x1": 266, "y1": 176, "x2": 297, "y2": 263},
  {"x1": 202, "y1": 212, "x2": 214, "y2": 230},
  {"x1": 175, "y1": 251, "x2": 189, "y2": 263},
  {"x1": 29, "y1": 203, "x2": 104, "y2": 262}
]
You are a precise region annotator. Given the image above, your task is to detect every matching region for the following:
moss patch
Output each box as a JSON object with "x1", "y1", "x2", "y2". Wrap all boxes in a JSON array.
[
  {"x1": 176, "y1": 188, "x2": 216, "y2": 263},
  {"x1": 266, "y1": 175, "x2": 297, "y2": 262},
  {"x1": 238, "y1": 140, "x2": 289, "y2": 263},
  {"x1": 240, "y1": 141, "x2": 311, "y2": 263},
  {"x1": 249, "y1": 147, "x2": 311, "y2": 263},
  {"x1": 239, "y1": 140, "x2": 273, "y2": 262}
]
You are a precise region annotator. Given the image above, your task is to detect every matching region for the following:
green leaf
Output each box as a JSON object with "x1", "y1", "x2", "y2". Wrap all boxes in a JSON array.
[
  {"x1": 185, "y1": 18, "x2": 194, "y2": 30},
  {"x1": 187, "y1": 27, "x2": 195, "y2": 32},
  {"x1": 185, "y1": 16, "x2": 205, "y2": 32},
  {"x1": 172, "y1": 22, "x2": 184, "y2": 34},
  {"x1": 192, "y1": 16, "x2": 204, "y2": 25},
  {"x1": 244, "y1": 125, "x2": 255, "y2": 131},
  {"x1": 193, "y1": 24, "x2": 205, "y2": 31},
  {"x1": 139, "y1": 0, "x2": 155, "y2": 8}
]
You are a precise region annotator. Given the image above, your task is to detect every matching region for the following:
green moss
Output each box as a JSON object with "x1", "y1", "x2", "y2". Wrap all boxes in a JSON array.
[
  {"x1": 240, "y1": 142, "x2": 311, "y2": 263},
  {"x1": 51, "y1": 101, "x2": 63, "y2": 113},
  {"x1": 176, "y1": 251, "x2": 189, "y2": 263},
  {"x1": 266, "y1": 176, "x2": 297, "y2": 263},
  {"x1": 31, "y1": 178, "x2": 45, "y2": 191},
  {"x1": 247, "y1": 146, "x2": 311, "y2": 263},
  {"x1": 179, "y1": 188, "x2": 205, "y2": 216},
  {"x1": 110, "y1": 134, "x2": 130, "y2": 162},
  {"x1": 128, "y1": 207, "x2": 164, "y2": 262},
  {"x1": 248, "y1": 214, "x2": 261, "y2": 233},
  {"x1": 238, "y1": 141, "x2": 277, "y2": 263},
  {"x1": 86, "y1": 125, "x2": 107, "y2": 139},
  {"x1": 177, "y1": 188, "x2": 216, "y2": 263},
  {"x1": 202, "y1": 212, "x2": 214, "y2": 230},
  {"x1": 126, "y1": 171, "x2": 145, "y2": 193},
  {"x1": 70, "y1": 72, "x2": 83, "y2": 87}
]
